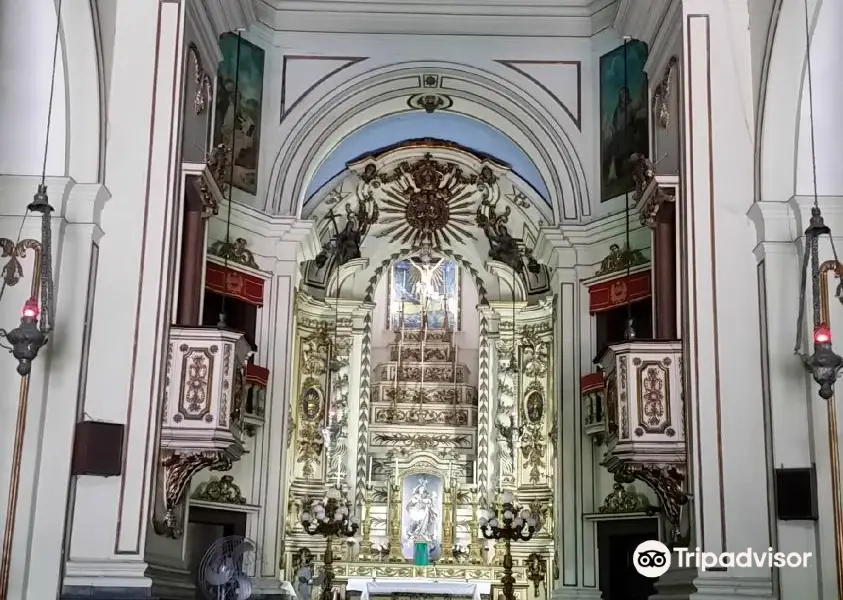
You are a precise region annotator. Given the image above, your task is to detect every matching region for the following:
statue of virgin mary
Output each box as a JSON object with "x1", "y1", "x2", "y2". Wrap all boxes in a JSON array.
[{"x1": 405, "y1": 476, "x2": 439, "y2": 542}]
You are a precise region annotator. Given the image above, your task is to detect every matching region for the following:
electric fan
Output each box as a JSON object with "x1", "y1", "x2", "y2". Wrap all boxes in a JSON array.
[{"x1": 197, "y1": 535, "x2": 256, "y2": 600}]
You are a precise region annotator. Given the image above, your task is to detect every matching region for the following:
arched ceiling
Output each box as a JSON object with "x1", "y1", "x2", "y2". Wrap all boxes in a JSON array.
[
  {"x1": 264, "y1": 61, "x2": 591, "y2": 223},
  {"x1": 300, "y1": 140, "x2": 553, "y2": 304}
]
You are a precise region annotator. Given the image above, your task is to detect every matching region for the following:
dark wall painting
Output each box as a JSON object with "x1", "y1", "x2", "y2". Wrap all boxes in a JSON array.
[
  {"x1": 599, "y1": 40, "x2": 649, "y2": 202},
  {"x1": 213, "y1": 33, "x2": 265, "y2": 195}
]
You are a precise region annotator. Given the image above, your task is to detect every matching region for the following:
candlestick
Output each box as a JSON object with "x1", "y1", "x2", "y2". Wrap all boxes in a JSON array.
[
  {"x1": 448, "y1": 459, "x2": 452, "y2": 483},
  {"x1": 394, "y1": 455, "x2": 399, "y2": 484},
  {"x1": 336, "y1": 465, "x2": 341, "y2": 488},
  {"x1": 473, "y1": 458, "x2": 478, "y2": 483},
  {"x1": 367, "y1": 456, "x2": 372, "y2": 485}
]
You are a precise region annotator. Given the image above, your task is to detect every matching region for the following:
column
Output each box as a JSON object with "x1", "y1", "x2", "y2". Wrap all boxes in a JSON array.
[
  {"x1": 63, "y1": 1, "x2": 187, "y2": 595},
  {"x1": 0, "y1": 178, "x2": 108, "y2": 600},
  {"x1": 253, "y1": 229, "x2": 316, "y2": 593},
  {"x1": 673, "y1": 1, "x2": 775, "y2": 596},
  {"x1": 653, "y1": 201, "x2": 677, "y2": 339},
  {"x1": 552, "y1": 269, "x2": 601, "y2": 600},
  {"x1": 535, "y1": 227, "x2": 601, "y2": 600},
  {"x1": 175, "y1": 191, "x2": 205, "y2": 325},
  {"x1": 255, "y1": 258, "x2": 297, "y2": 584},
  {"x1": 747, "y1": 202, "x2": 821, "y2": 599}
]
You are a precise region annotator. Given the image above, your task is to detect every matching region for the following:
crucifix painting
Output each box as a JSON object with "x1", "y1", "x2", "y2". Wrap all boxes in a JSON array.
[{"x1": 389, "y1": 256, "x2": 460, "y2": 330}]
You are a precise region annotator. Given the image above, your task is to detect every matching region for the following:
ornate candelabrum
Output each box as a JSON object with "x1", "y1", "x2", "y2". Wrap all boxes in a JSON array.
[
  {"x1": 301, "y1": 487, "x2": 359, "y2": 600},
  {"x1": 441, "y1": 478, "x2": 456, "y2": 562},
  {"x1": 467, "y1": 485, "x2": 483, "y2": 564},
  {"x1": 388, "y1": 478, "x2": 404, "y2": 562},
  {"x1": 479, "y1": 492, "x2": 540, "y2": 600},
  {"x1": 359, "y1": 484, "x2": 373, "y2": 561}
]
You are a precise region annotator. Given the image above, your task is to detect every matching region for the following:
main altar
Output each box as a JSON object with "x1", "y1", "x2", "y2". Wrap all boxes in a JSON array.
[{"x1": 281, "y1": 149, "x2": 557, "y2": 600}]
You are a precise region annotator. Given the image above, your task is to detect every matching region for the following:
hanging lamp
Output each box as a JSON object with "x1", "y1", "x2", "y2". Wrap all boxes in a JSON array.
[
  {"x1": 0, "y1": 0, "x2": 62, "y2": 376},
  {"x1": 794, "y1": 6, "x2": 843, "y2": 400}
]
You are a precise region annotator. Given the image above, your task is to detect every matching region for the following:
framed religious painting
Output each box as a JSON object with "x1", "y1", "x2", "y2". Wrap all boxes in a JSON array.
[
  {"x1": 599, "y1": 39, "x2": 649, "y2": 202},
  {"x1": 213, "y1": 33, "x2": 265, "y2": 195}
]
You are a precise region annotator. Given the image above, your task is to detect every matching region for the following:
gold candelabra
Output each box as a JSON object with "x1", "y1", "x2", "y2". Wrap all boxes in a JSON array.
[
  {"x1": 388, "y1": 479, "x2": 404, "y2": 562},
  {"x1": 468, "y1": 486, "x2": 483, "y2": 564},
  {"x1": 441, "y1": 478, "x2": 456, "y2": 562},
  {"x1": 359, "y1": 484, "x2": 373, "y2": 561}
]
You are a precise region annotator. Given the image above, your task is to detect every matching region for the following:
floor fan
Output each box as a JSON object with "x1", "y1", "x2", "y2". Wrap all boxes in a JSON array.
[{"x1": 197, "y1": 535, "x2": 256, "y2": 600}]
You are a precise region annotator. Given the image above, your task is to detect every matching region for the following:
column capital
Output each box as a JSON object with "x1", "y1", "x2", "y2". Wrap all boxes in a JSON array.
[
  {"x1": 209, "y1": 202, "x2": 319, "y2": 270},
  {"x1": 0, "y1": 176, "x2": 110, "y2": 228},
  {"x1": 747, "y1": 200, "x2": 796, "y2": 245},
  {"x1": 789, "y1": 195, "x2": 843, "y2": 242},
  {"x1": 534, "y1": 226, "x2": 575, "y2": 270}
]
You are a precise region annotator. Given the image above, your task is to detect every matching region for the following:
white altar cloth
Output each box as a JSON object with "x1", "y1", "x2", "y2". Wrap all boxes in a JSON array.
[{"x1": 347, "y1": 578, "x2": 490, "y2": 600}]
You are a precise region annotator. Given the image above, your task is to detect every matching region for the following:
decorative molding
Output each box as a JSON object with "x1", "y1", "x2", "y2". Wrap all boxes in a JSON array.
[
  {"x1": 631, "y1": 154, "x2": 675, "y2": 228},
  {"x1": 407, "y1": 92, "x2": 453, "y2": 113},
  {"x1": 594, "y1": 243, "x2": 648, "y2": 277},
  {"x1": 192, "y1": 474, "x2": 247, "y2": 504},
  {"x1": 280, "y1": 55, "x2": 368, "y2": 120},
  {"x1": 209, "y1": 237, "x2": 260, "y2": 270},
  {"x1": 257, "y1": 0, "x2": 617, "y2": 37},
  {"x1": 651, "y1": 56, "x2": 677, "y2": 129},
  {"x1": 187, "y1": 43, "x2": 213, "y2": 115},
  {"x1": 477, "y1": 312, "x2": 492, "y2": 500},
  {"x1": 154, "y1": 450, "x2": 234, "y2": 539},
  {"x1": 355, "y1": 309, "x2": 374, "y2": 505},
  {"x1": 0, "y1": 239, "x2": 40, "y2": 287},
  {"x1": 495, "y1": 60, "x2": 581, "y2": 130},
  {"x1": 598, "y1": 478, "x2": 648, "y2": 514}
]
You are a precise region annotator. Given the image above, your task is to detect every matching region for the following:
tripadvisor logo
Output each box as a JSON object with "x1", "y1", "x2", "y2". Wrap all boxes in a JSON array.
[{"x1": 632, "y1": 541, "x2": 812, "y2": 578}]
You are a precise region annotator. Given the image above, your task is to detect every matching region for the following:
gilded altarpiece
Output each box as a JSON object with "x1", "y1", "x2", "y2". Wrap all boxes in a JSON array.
[{"x1": 490, "y1": 301, "x2": 555, "y2": 574}]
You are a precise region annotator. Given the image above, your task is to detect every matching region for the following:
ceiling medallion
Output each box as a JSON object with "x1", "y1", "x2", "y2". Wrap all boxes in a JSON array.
[
  {"x1": 363, "y1": 153, "x2": 497, "y2": 247},
  {"x1": 407, "y1": 92, "x2": 453, "y2": 113}
]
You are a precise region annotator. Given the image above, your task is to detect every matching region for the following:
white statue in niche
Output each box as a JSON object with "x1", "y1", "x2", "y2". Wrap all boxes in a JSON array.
[{"x1": 406, "y1": 476, "x2": 439, "y2": 541}]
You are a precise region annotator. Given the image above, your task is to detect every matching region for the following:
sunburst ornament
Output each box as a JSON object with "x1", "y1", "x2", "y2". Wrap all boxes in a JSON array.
[{"x1": 362, "y1": 154, "x2": 498, "y2": 247}]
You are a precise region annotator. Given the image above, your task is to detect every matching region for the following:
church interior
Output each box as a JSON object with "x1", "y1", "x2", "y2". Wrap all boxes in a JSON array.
[{"x1": 1, "y1": 1, "x2": 843, "y2": 600}]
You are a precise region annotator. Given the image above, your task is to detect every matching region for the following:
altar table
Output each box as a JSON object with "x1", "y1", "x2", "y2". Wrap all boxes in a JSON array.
[{"x1": 346, "y1": 578, "x2": 491, "y2": 600}]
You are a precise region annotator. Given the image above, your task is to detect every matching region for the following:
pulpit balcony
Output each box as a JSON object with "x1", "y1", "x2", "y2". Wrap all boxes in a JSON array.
[
  {"x1": 152, "y1": 326, "x2": 252, "y2": 538},
  {"x1": 597, "y1": 339, "x2": 689, "y2": 543},
  {"x1": 597, "y1": 339, "x2": 684, "y2": 463},
  {"x1": 581, "y1": 372, "x2": 606, "y2": 445},
  {"x1": 160, "y1": 325, "x2": 253, "y2": 453}
]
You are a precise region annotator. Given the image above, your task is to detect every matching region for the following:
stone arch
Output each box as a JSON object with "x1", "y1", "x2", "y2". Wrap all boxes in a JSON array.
[
  {"x1": 264, "y1": 61, "x2": 591, "y2": 223},
  {"x1": 60, "y1": 0, "x2": 104, "y2": 182},
  {"x1": 755, "y1": 0, "x2": 824, "y2": 202}
]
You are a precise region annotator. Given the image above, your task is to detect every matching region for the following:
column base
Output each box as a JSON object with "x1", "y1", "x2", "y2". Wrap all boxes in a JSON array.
[
  {"x1": 147, "y1": 563, "x2": 193, "y2": 600},
  {"x1": 551, "y1": 585, "x2": 604, "y2": 599},
  {"x1": 61, "y1": 587, "x2": 155, "y2": 600},
  {"x1": 652, "y1": 568, "x2": 776, "y2": 600},
  {"x1": 63, "y1": 558, "x2": 152, "y2": 590},
  {"x1": 251, "y1": 577, "x2": 297, "y2": 600}
]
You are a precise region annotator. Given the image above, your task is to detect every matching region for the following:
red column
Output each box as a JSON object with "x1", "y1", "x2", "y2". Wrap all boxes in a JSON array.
[
  {"x1": 652, "y1": 201, "x2": 677, "y2": 339},
  {"x1": 176, "y1": 184, "x2": 205, "y2": 325}
]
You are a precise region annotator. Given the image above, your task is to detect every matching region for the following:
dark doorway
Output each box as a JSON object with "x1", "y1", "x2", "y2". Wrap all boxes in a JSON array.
[
  {"x1": 188, "y1": 507, "x2": 248, "y2": 600},
  {"x1": 597, "y1": 518, "x2": 659, "y2": 600}
]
